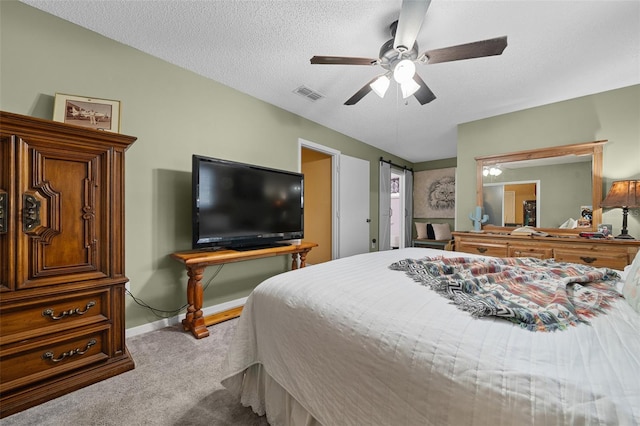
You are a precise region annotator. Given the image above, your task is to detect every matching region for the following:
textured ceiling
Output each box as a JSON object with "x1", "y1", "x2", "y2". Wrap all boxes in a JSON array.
[{"x1": 20, "y1": 0, "x2": 640, "y2": 163}]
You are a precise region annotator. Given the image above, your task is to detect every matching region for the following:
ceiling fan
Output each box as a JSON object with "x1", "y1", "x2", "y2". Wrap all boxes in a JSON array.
[{"x1": 310, "y1": 0, "x2": 507, "y2": 106}]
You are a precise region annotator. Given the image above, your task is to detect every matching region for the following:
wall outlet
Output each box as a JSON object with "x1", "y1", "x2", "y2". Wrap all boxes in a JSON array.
[{"x1": 125, "y1": 281, "x2": 131, "y2": 293}]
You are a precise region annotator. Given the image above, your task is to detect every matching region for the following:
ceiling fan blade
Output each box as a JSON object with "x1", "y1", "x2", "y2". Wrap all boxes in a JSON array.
[
  {"x1": 344, "y1": 76, "x2": 381, "y2": 105},
  {"x1": 311, "y1": 56, "x2": 378, "y2": 66},
  {"x1": 393, "y1": 0, "x2": 432, "y2": 52},
  {"x1": 412, "y1": 73, "x2": 436, "y2": 105},
  {"x1": 424, "y1": 36, "x2": 508, "y2": 64}
]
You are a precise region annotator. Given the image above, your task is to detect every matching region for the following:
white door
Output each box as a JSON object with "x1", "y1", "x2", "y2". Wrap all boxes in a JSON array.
[
  {"x1": 379, "y1": 161, "x2": 391, "y2": 251},
  {"x1": 504, "y1": 190, "x2": 516, "y2": 224},
  {"x1": 338, "y1": 155, "x2": 370, "y2": 258}
]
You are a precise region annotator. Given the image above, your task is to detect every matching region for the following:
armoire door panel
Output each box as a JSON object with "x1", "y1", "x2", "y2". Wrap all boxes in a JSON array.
[
  {"x1": 15, "y1": 139, "x2": 109, "y2": 289},
  {"x1": 0, "y1": 136, "x2": 16, "y2": 292}
]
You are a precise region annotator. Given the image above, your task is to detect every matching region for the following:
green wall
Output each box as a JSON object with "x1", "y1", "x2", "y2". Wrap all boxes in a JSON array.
[
  {"x1": 456, "y1": 85, "x2": 640, "y2": 237},
  {"x1": 0, "y1": 1, "x2": 411, "y2": 328}
]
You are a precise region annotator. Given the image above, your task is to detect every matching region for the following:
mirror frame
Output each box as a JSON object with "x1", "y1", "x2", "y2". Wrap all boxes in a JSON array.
[{"x1": 475, "y1": 141, "x2": 606, "y2": 235}]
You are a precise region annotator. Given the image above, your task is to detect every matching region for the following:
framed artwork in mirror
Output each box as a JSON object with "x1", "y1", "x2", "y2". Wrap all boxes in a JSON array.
[{"x1": 53, "y1": 93, "x2": 121, "y2": 133}]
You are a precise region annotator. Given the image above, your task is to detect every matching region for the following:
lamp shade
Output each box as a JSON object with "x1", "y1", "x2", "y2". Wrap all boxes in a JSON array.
[{"x1": 601, "y1": 180, "x2": 640, "y2": 208}]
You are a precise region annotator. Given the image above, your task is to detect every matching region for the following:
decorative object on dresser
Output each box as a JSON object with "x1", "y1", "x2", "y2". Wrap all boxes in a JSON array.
[
  {"x1": 452, "y1": 231, "x2": 640, "y2": 270},
  {"x1": 469, "y1": 205, "x2": 489, "y2": 232},
  {"x1": 0, "y1": 111, "x2": 136, "y2": 418},
  {"x1": 600, "y1": 180, "x2": 639, "y2": 239}
]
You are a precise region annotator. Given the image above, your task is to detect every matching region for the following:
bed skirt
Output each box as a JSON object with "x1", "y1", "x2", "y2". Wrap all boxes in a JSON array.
[{"x1": 223, "y1": 363, "x2": 323, "y2": 426}]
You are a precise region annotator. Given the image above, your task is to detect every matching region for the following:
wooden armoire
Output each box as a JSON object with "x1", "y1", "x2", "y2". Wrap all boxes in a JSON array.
[{"x1": 0, "y1": 111, "x2": 136, "y2": 417}]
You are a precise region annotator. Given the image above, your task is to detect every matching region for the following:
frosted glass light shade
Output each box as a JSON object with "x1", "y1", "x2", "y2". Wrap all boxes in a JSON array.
[
  {"x1": 400, "y1": 78, "x2": 420, "y2": 98},
  {"x1": 370, "y1": 75, "x2": 390, "y2": 98},
  {"x1": 393, "y1": 59, "x2": 416, "y2": 83}
]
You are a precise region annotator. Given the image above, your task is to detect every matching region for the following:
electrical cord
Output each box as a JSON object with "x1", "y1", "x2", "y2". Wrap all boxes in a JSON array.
[{"x1": 125, "y1": 264, "x2": 224, "y2": 319}]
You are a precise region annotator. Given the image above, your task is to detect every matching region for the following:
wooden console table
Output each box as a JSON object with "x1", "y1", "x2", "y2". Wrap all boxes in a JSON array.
[{"x1": 171, "y1": 242, "x2": 317, "y2": 339}]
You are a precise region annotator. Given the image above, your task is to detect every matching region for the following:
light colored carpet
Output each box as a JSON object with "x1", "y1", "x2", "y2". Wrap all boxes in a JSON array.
[{"x1": 2, "y1": 319, "x2": 268, "y2": 426}]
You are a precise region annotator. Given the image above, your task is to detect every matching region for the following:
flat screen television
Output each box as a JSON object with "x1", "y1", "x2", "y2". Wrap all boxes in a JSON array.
[{"x1": 192, "y1": 155, "x2": 304, "y2": 250}]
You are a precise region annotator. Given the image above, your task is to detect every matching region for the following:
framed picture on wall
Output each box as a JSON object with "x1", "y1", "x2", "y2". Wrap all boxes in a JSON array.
[
  {"x1": 53, "y1": 93, "x2": 121, "y2": 133},
  {"x1": 413, "y1": 167, "x2": 456, "y2": 218}
]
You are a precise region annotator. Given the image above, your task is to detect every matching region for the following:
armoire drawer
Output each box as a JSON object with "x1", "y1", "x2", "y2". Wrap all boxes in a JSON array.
[
  {"x1": 553, "y1": 249, "x2": 629, "y2": 270},
  {"x1": 0, "y1": 325, "x2": 110, "y2": 394},
  {"x1": 0, "y1": 289, "x2": 110, "y2": 346}
]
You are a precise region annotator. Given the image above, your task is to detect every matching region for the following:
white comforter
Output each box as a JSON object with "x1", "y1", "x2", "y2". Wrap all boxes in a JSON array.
[{"x1": 221, "y1": 248, "x2": 640, "y2": 426}]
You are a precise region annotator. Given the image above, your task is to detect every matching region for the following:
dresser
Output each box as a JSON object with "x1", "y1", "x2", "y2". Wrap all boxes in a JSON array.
[
  {"x1": 452, "y1": 232, "x2": 640, "y2": 270},
  {"x1": 0, "y1": 111, "x2": 136, "y2": 417}
]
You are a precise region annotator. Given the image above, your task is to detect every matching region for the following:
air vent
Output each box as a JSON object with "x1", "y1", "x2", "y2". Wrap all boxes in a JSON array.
[{"x1": 293, "y1": 85, "x2": 325, "y2": 102}]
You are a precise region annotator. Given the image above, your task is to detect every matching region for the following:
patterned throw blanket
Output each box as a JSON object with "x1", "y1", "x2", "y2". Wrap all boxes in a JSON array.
[{"x1": 389, "y1": 256, "x2": 622, "y2": 332}]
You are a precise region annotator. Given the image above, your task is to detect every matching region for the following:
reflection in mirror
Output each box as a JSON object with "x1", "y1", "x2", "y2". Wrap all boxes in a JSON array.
[
  {"x1": 475, "y1": 141, "x2": 605, "y2": 233},
  {"x1": 483, "y1": 157, "x2": 593, "y2": 228},
  {"x1": 483, "y1": 181, "x2": 540, "y2": 227}
]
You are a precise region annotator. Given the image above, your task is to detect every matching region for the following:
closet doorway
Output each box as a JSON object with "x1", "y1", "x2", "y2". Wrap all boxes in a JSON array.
[{"x1": 301, "y1": 147, "x2": 333, "y2": 264}]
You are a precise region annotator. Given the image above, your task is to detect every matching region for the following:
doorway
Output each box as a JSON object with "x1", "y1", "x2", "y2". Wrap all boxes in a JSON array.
[
  {"x1": 389, "y1": 170, "x2": 404, "y2": 249},
  {"x1": 299, "y1": 139, "x2": 371, "y2": 262},
  {"x1": 301, "y1": 147, "x2": 333, "y2": 264}
]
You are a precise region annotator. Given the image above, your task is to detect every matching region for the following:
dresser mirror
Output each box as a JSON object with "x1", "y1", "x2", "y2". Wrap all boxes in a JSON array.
[{"x1": 475, "y1": 141, "x2": 606, "y2": 234}]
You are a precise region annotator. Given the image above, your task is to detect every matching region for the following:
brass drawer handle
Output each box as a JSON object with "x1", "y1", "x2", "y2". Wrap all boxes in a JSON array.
[
  {"x1": 580, "y1": 256, "x2": 597, "y2": 264},
  {"x1": 42, "y1": 301, "x2": 96, "y2": 320},
  {"x1": 476, "y1": 247, "x2": 488, "y2": 253},
  {"x1": 42, "y1": 339, "x2": 97, "y2": 363}
]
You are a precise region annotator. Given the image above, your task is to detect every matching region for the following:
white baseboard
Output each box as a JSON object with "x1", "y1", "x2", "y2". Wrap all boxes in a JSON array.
[{"x1": 125, "y1": 297, "x2": 248, "y2": 339}]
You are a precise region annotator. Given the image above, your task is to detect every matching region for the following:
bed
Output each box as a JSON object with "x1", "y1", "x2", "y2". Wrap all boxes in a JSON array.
[{"x1": 221, "y1": 248, "x2": 640, "y2": 425}]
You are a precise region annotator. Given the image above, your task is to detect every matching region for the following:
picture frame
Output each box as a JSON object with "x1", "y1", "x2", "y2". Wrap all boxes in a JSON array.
[
  {"x1": 53, "y1": 93, "x2": 120, "y2": 133},
  {"x1": 413, "y1": 167, "x2": 456, "y2": 218}
]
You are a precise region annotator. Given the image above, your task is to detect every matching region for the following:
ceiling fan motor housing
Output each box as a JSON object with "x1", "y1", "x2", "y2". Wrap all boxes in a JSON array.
[{"x1": 379, "y1": 38, "x2": 419, "y2": 71}]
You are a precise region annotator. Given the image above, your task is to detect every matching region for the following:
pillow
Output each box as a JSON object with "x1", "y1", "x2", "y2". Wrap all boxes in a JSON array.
[
  {"x1": 622, "y1": 250, "x2": 640, "y2": 313},
  {"x1": 432, "y1": 223, "x2": 452, "y2": 240},
  {"x1": 426, "y1": 223, "x2": 436, "y2": 240},
  {"x1": 415, "y1": 222, "x2": 427, "y2": 239}
]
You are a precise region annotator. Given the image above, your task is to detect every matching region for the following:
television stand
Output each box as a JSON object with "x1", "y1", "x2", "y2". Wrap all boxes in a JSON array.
[
  {"x1": 232, "y1": 242, "x2": 291, "y2": 251},
  {"x1": 170, "y1": 241, "x2": 317, "y2": 339}
]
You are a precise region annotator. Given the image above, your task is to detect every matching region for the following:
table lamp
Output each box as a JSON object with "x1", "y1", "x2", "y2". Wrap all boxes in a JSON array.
[{"x1": 600, "y1": 180, "x2": 639, "y2": 239}]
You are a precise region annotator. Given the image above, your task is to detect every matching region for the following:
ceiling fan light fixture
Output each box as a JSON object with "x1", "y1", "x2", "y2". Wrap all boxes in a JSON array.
[
  {"x1": 393, "y1": 59, "x2": 416, "y2": 84},
  {"x1": 370, "y1": 75, "x2": 391, "y2": 98},
  {"x1": 400, "y1": 78, "x2": 420, "y2": 99}
]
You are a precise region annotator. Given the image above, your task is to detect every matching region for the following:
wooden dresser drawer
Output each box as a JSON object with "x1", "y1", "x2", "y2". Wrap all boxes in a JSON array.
[
  {"x1": 0, "y1": 289, "x2": 110, "y2": 346},
  {"x1": 456, "y1": 241, "x2": 508, "y2": 258},
  {"x1": 553, "y1": 249, "x2": 629, "y2": 270},
  {"x1": 508, "y1": 245, "x2": 553, "y2": 259},
  {"x1": 0, "y1": 325, "x2": 110, "y2": 394}
]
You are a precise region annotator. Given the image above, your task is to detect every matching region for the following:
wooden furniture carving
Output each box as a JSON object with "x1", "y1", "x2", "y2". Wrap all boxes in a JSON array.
[
  {"x1": 453, "y1": 232, "x2": 640, "y2": 270},
  {"x1": 475, "y1": 141, "x2": 605, "y2": 233},
  {"x1": 0, "y1": 111, "x2": 136, "y2": 418},
  {"x1": 171, "y1": 242, "x2": 318, "y2": 339}
]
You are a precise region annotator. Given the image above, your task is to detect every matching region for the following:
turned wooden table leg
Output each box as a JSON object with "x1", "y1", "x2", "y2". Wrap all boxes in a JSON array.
[
  {"x1": 291, "y1": 253, "x2": 300, "y2": 270},
  {"x1": 299, "y1": 249, "x2": 310, "y2": 268},
  {"x1": 182, "y1": 265, "x2": 209, "y2": 339}
]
